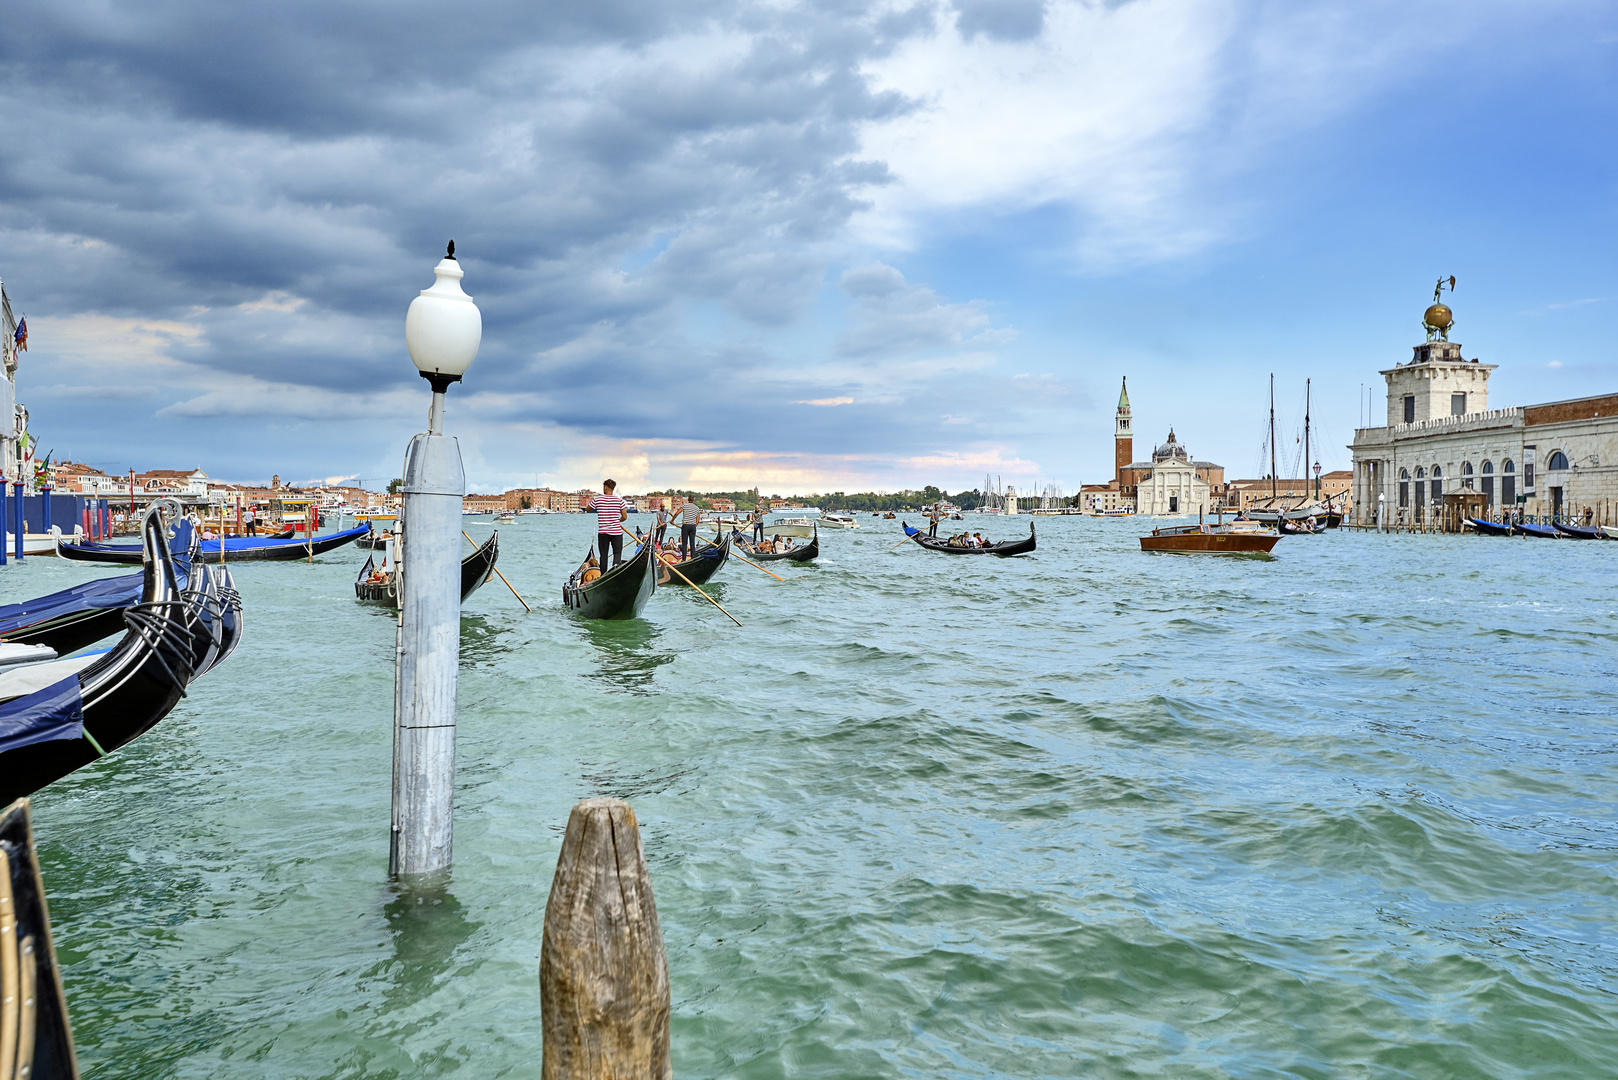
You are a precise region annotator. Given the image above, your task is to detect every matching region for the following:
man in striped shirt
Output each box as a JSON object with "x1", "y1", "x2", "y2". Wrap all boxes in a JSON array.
[{"x1": 586, "y1": 479, "x2": 628, "y2": 569}]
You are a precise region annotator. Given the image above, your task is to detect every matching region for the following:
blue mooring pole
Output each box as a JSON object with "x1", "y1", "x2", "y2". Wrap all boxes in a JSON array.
[{"x1": 12, "y1": 481, "x2": 23, "y2": 561}]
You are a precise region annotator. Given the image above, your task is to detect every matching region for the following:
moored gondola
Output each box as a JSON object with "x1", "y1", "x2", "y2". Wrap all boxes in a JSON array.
[
  {"x1": 0, "y1": 798, "x2": 81, "y2": 1080},
  {"x1": 1513, "y1": 522, "x2": 1561, "y2": 539},
  {"x1": 735, "y1": 526, "x2": 818, "y2": 563},
  {"x1": 563, "y1": 535, "x2": 657, "y2": 619},
  {"x1": 1553, "y1": 521, "x2": 1602, "y2": 540},
  {"x1": 900, "y1": 522, "x2": 1036, "y2": 556},
  {"x1": 355, "y1": 531, "x2": 499, "y2": 607},
  {"x1": 1465, "y1": 517, "x2": 1513, "y2": 536},
  {"x1": 57, "y1": 522, "x2": 370, "y2": 564},
  {"x1": 0, "y1": 506, "x2": 220, "y2": 803}
]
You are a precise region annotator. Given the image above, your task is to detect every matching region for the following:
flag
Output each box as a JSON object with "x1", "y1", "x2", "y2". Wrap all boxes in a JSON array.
[{"x1": 13, "y1": 316, "x2": 25, "y2": 352}]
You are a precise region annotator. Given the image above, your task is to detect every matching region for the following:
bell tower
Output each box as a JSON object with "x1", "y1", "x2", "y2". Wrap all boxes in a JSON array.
[{"x1": 1114, "y1": 377, "x2": 1132, "y2": 486}]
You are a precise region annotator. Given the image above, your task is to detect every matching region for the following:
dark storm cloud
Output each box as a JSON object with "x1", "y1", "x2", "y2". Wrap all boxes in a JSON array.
[{"x1": 0, "y1": 0, "x2": 1048, "y2": 480}]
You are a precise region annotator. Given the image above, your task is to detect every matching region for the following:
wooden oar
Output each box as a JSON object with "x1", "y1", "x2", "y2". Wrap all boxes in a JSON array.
[
  {"x1": 464, "y1": 528, "x2": 531, "y2": 612},
  {"x1": 890, "y1": 524, "x2": 929, "y2": 551},
  {"x1": 653, "y1": 550, "x2": 743, "y2": 627}
]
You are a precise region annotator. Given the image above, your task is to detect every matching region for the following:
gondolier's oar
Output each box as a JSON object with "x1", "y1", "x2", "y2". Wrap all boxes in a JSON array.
[
  {"x1": 654, "y1": 551, "x2": 743, "y2": 627},
  {"x1": 890, "y1": 525, "x2": 928, "y2": 551},
  {"x1": 463, "y1": 529, "x2": 530, "y2": 612}
]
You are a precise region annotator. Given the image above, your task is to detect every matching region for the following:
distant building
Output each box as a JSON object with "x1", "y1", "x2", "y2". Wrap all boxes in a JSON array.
[
  {"x1": 1350, "y1": 291, "x2": 1618, "y2": 525},
  {"x1": 709, "y1": 497, "x2": 735, "y2": 512},
  {"x1": 463, "y1": 493, "x2": 506, "y2": 514},
  {"x1": 1081, "y1": 378, "x2": 1224, "y2": 514}
]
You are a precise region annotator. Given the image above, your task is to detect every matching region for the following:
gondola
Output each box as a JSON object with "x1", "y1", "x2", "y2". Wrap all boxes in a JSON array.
[
  {"x1": 1276, "y1": 517, "x2": 1320, "y2": 535},
  {"x1": 1512, "y1": 522, "x2": 1561, "y2": 539},
  {"x1": 1553, "y1": 521, "x2": 1602, "y2": 540},
  {"x1": 662, "y1": 531, "x2": 731, "y2": 585},
  {"x1": 0, "y1": 798, "x2": 81, "y2": 1080},
  {"x1": 736, "y1": 526, "x2": 818, "y2": 562},
  {"x1": 355, "y1": 531, "x2": 499, "y2": 607},
  {"x1": 1465, "y1": 517, "x2": 1513, "y2": 536},
  {"x1": 356, "y1": 526, "x2": 390, "y2": 550},
  {"x1": 900, "y1": 522, "x2": 1036, "y2": 556},
  {"x1": 57, "y1": 522, "x2": 370, "y2": 564},
  {"x1": 0, "y1": 507, "x2": 217, "y2": 803},
  {"x1": 563, "y1": 535, "x2": 657, "y2": 619}
]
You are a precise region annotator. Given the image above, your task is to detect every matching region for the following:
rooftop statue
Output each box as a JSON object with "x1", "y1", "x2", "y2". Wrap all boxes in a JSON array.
[{"x1": 1424, "y1": 275, "x2": 1457, "y2": 342}]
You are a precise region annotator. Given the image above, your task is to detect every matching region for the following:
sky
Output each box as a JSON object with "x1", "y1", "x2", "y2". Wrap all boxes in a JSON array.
[{"x1": 1, "y1": 0, "x2": 1614, "y2": 496}]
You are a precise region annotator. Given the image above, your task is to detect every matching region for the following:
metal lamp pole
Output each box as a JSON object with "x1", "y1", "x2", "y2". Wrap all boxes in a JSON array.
[{"x1": 390, "y1": 241, "x2": 482, "y2": 879}]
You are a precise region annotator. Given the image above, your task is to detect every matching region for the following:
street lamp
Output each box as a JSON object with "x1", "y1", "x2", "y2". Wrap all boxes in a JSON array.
[
  {"x1": 1313, "y1": 460, "x2": 1321, "y2": 499},
  {"x1": 392, "y1": 241, "x2": 481, "y2": 879},
  {"x1": 1377, "y1": 491, "x2": 1385, "y2": 532}
]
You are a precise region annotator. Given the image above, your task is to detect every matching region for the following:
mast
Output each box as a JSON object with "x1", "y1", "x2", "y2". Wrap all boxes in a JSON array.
[
  {"x1": 1269, "y1": 374, "x2": 1277, "y2": 503},
  {"x1": 1304, "y1": 378, "x2": 1312, "y2": 503}
]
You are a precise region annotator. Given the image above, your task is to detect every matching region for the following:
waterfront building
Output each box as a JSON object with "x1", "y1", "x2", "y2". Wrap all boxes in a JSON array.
[
  {"x1": 1081, "y1": 378, "x2": 1225, "y2": 514},
  {"x1": 463, "y1": 493, "x2": 507, "y2": 514},
  {"x1": 1350, "y1": 291, "x2": 1618, "y2": 525},
  {"x1": 1, "y1": 280, "x2": 24, "y2": 483},
  {"x1": 1226, "y1": 472, "x2": 1351, "y2": 513}
]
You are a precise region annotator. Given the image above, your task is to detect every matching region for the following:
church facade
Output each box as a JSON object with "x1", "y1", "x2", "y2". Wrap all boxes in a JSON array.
[
  {"x1": 1350, "y1": 302, "x2": 1618, "y2": 525},
  {"x1": 1081, "y1": 378, "x2": 1223, "y2": 514}
]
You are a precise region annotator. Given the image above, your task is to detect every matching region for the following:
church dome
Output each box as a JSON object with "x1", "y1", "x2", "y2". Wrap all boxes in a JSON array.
[{"x1": 1152, "y1": 428, "x2": 1189, "y2": 463}]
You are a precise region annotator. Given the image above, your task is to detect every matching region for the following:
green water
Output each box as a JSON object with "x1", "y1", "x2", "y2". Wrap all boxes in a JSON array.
[{"x1": 11, "y1": 517, "x2": 1618, "y2": 1078}]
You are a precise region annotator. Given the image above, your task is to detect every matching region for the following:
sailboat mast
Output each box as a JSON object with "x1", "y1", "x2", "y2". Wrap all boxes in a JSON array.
[
  {"x1": 1269, "y1": 374, "x2": 1277, "y2": 503},
  {"x1": 1305, "y1": 378, "x2": 1312, "y2": 502}
]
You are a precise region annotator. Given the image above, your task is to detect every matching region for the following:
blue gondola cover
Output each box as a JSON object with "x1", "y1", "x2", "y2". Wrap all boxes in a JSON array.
[{"x1": 0, "y1": 676, "x2": 86, "y2": 753}]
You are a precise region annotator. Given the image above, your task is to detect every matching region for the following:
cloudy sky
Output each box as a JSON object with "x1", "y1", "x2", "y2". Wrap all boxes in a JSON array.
[{"x1": 2, "y1": 0, "x2": 1614, "y2": 495}]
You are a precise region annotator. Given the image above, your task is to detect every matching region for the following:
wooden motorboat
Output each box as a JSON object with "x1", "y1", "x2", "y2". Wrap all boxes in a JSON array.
[
  {"x1": 1139, "y1": 521, "x2": 1280, "y2": 555},
  {"x1": 900, "y1": 522, "x2": 1036, "y2": 556},
  {"x1": 0, "y1": 798, "x2": 81, "y2": 1079},
  {"x1": 58, "y1": 523, "x2": 370, "y2": 564},
  {"x1": 737, "y1": 527, "x2": 818, "y2": 562},
  {"x1": 563, "y1": 536, "x2": 657, "y2": 619},
  {"x1": 355, "y1": 531, "x2": 499, "y2": 607}
]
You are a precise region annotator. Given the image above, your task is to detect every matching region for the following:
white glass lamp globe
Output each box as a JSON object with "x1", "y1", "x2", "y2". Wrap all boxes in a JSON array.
[{"x1": 405, "y1": 241, "x2": 482, "y2": 391}]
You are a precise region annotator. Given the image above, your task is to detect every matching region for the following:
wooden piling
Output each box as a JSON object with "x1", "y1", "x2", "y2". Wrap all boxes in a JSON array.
[{"x1": 540, "y1": 798, "x2": 671, "y2": 1080}]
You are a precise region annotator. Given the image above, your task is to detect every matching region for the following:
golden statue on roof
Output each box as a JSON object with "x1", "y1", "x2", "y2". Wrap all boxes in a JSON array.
[{"x1": 1424, "y1": 275, "x2": 1456, "y2": 342}]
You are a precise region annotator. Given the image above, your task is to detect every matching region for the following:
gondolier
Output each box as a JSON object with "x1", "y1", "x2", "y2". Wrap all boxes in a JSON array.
[
  {"x1": 244, "y1": 506, "x2": 257, "y2": 536},
  {"x1": 586, "y1": 479, "x2": 628, "y2": 570},
  {"x1": 678, "y1": 497, "x2": 701, "y2": 559},
  {"x1": 655, "y1": 503, "x2": 670, "y2": 546},
  {"x1": 927, "y1": 504, "x2": 941, "y2": 538},
  {"x1": 753, "y1": 505, "x2": 766, "y2": 543}
]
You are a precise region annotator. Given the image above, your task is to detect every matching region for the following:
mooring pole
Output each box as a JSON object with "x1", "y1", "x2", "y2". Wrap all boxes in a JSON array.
[
  {"x1": 389, "y1": 243, "x2": 481, "y2": 879},
  {"x1": 540, "y1": 798, "x2": 671, "y2": 1080}
]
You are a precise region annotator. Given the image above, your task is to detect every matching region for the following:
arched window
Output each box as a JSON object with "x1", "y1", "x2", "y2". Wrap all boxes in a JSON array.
[
  {"x1": 1481, "y1": 461, "x2": 1493, "y2": 474},
  {"x1": 1462, "y1": 461, "x2": 1474, "y2": 489},
  {"x1": 1479, "y1": 461, "x2": 1492, "y2": 501},
  {"x1": 1547, "y1": 451, "x2": 1569, "y2": 471},
  {"x1": 1431, "y1": 465, "x2": 1442, "y2": 500},
  {"x1": 1432, "y1": 465, "x2": 1441, "y2": 477},
  {"x1": 1504, "y1": 459, "x2": 1515, "y2": 472},
  {"x1": 1400, "y1": 468, "x2": 1410, "y2": 478},
  {"x1": 1502, "y1": 459, "x2": 1516, "y2": 505},
  {"x1": 1399, "y1": 468, "x2": 1409, "y2": 508},
  {"x1": 1415, "y1": 467, "x2": 1425, "y2": 478}
]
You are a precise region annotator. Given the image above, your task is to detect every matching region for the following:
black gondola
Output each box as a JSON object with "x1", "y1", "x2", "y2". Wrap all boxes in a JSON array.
[
  {"x1": 900, "y1": 522, "x2": 1036, "y2": 556},
  {"x1": 57, "y1": 522, "x2": 370, "y2": 564},
  {"x1": 0, "y1": 507, "x2": 214, "y2": 803},
  {"x1": 355, "y1": 532, "x2": 499, "y2": 607},
  {"x1": 1466, "y1": 517, "x2": 1513, "y2": 536},
  {"x1": 663, "y1": 531, "x2": 731, "y2": 584},
  {"x1": 1553, "y1": 521, "x2": 1602, "y2": 540},
  {"x1": 356, "y1": 526, "x2": 390, "y2": 550},
  {"x1": 0, "y1": 798, "x2": 81, "y2": 1080},
  {"x1": 563, "y1": 536, "x2": 657, "y2": 619},
  {"x1": 1276, "y1": 517, "x2": 1320, "y2": 535},
  {"x1": 736, "y1": 526, "x2": 818, "y2": 562}
]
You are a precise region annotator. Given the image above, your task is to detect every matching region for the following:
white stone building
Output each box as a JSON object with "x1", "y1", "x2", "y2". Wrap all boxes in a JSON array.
[
  {"x1": 1134, "y1": 430, "x2": 1212, "y2": 516},
  {"x1": 1351, "y1": 321, "x2": 1618, "y2": 525}
]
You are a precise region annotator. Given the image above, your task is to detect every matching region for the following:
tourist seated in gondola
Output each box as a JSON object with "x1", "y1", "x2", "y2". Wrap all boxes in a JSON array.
[{"x1": 580, "y1": 554, "x2": 602, "y2": 584}]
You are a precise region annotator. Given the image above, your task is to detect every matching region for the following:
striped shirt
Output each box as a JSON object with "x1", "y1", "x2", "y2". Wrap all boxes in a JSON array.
[
  {"x1": 593, "y1": 494, "x2": 627, "y2": 536},
  {"x1": 679, "y1": 503, "x2": 700, "y2": 526}
]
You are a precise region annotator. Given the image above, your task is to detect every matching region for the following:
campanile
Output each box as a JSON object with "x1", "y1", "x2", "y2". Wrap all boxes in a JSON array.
[{"x1": 1114, "y1": 377, "x2": 1132, "y2": 486}]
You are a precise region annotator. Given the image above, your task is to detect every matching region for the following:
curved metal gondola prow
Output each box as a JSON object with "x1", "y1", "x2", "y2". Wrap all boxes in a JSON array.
[{"x1": 139, "y1": 504, "x2": 183, "y2": 605}]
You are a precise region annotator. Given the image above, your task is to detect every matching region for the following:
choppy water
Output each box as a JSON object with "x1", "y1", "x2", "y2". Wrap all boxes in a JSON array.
[{"x1": 10, "y1": 516, "x2": 1618, "y2": 1078}]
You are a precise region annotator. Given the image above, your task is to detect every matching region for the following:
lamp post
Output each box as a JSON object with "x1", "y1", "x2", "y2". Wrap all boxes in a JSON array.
[
  {"x1": 1377, "y1": 491, "x2": 1385, "y2": 533},
  {"x1": 1313, "y1": 460, "x2": 1321, "y2": 500},
  {"x1": 391, "y1": 241, "x2": 481, "y2": 879}
]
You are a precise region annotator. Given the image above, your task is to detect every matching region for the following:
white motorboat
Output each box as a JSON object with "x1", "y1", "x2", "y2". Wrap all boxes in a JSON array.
[{"x1": 818, "y1": 513, "x2": 859, "y2": 529}]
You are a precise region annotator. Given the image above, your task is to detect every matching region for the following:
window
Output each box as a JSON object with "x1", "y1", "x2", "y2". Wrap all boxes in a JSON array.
[
  {"x1": 1404, "y1": 395, "x2": 1416, "y2": 423},
  {"x1": 1399, "y1": 468, "x2": 1409, "y2": 508},
  {"x1": 1480, "y1": 461, "x2": 1493, "y2": 502},
  {"x1": 1481, "y1": 461, "x2": 1493, "y2": 474},
  {"x1": 1502, "y1": 459, "x2": 1516, "y2": 504},
  {"x1": 1451, "y1": 393, "x2": 1466, "y2": 416},
  {"x1": 1415, "y1": 467, "x2": 1425, "y2": 478},
  {"x1": 1503, "y1": 459, "x2": 1514, "y2": 473},
  {"x1": 1547, "y1": 451, "x2": 1569, "y2": 471},
  {"x1": 1462, "y1": 461, "x2": 1474, "y2": 489}
]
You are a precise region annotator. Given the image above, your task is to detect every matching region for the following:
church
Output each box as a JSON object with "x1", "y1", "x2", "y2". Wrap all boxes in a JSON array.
[
  {"x1": 1080, "y1": 379, "x2": 1225, "y2": 515},
  {"x1": 1350, "y1": 286, "x2": 1618, "y2": 525}
]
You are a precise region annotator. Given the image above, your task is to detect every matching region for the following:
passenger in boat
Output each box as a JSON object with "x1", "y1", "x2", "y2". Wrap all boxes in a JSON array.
[{"x1": 973, "y1": 532, "x2": 987, "y2": 547}]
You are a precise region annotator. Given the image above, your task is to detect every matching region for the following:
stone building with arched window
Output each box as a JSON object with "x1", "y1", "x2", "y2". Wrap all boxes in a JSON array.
[{"x1": 1350, "y1": 295, "x2": 1618, "y2": 525}]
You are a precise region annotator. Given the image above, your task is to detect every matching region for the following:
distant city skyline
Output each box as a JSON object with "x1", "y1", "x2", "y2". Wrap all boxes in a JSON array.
[{"x1": 2, "y1": 1, "x2": 1613, "y2": 496}]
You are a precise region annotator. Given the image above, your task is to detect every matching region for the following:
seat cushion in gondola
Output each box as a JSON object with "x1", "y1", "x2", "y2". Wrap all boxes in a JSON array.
[
  {"x1": 0, "y1": 676, "x2": 86, "y2": 753},
  {"x1": 0, "y1": 655, "x2": 105, "y2": 705}
]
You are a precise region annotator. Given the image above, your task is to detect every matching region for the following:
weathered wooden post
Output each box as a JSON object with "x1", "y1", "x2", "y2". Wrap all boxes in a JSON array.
[{"x1": 540, "y1": 798, "x2": 671, "y2": 1080}]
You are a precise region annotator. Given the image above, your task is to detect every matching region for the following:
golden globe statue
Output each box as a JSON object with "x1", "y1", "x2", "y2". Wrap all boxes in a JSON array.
[{"x1": 1424, "y1": 276, "x2": 1457, "y2": 341}]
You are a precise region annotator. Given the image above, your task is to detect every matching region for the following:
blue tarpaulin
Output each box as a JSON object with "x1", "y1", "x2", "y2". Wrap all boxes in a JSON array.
[
  {"x1": 0, "y1": 572, "x2": 144, "y2": 637},
  {"x1": 0, "y1": 676, "x2": 86, "y2": 753}
]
